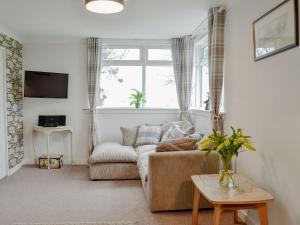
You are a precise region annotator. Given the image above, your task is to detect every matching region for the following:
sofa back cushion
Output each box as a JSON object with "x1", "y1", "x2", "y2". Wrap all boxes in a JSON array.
[
  {"x1": 156, "y1": 138, "x2": 197, "y2": 152},
  {"x1": 120, "y1": 126, "x2": 139, "y2": 146},
  {"x1": 135, "y1": 125, "x2": 162, "y2": 147}
]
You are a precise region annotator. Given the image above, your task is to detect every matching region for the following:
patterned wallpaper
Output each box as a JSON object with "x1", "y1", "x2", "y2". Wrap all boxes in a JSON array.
[{"x1": 0, "y1": 33, "x2": 23, "y2": 169}]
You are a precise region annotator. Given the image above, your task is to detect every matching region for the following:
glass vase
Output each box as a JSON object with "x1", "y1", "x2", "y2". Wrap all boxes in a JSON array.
[{"x1": 219, "y1": 157, "x2": 235, "y2": 189}]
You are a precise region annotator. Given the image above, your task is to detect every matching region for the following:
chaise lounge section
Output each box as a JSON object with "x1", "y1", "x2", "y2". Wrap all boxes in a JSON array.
[{"x1": 89, "y1": 143, "x2": 140, "y2": 180}]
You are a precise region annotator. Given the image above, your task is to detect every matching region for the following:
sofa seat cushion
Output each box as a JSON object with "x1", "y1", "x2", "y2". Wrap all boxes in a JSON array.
[
  {"x1": 135, "y1": 144, "x2": 157, "y2": 156},
  {"x1": 136, "y1": 145, "x2": 156, "y2": 183},
  {"x1": 89, "y1": 143, "x2": 137, "y2": 164}
]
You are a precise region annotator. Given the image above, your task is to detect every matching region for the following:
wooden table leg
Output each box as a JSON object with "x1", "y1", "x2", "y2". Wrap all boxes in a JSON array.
[
  {"x1": 213, "y1": 205, "x2": 222, "y2": 225},
  {"x1": 234, "y1": 210, "x2": 239, "y2": 224},
  {"x1": 257, "y1": 203, "x2": 269, "y2": 225},
  {"x1": 192, "y1": 187, "x2": 201, "y2": 225}
]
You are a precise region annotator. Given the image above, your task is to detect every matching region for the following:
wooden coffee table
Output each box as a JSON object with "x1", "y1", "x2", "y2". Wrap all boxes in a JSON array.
[{"x1": 191, "y1": 174, "x2": 274, "y2": 225}]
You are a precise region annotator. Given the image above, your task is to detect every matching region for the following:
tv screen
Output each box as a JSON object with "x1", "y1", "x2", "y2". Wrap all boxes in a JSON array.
[{"x1": 24, "y1": 71, "x2": 69, "y2": 98}]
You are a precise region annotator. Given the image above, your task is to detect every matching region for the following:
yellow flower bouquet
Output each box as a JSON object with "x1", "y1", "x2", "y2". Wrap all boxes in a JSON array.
[{"x1": 199, "y1": 127, "x2": 255, "y2": 188}]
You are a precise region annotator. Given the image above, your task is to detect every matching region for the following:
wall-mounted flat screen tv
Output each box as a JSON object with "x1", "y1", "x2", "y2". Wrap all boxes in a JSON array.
[{"x1": 24, "y1": 71, "x2": 69, "y2": 98}]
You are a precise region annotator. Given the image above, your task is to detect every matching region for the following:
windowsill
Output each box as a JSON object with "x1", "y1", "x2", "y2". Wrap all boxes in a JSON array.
[
  {"x1": 83, "y1": 107, "x2": 180, "y2": 114},
  {"x1": 97, "y1": 107, "x2": 179, "y2": 110},
  {"x1": 83, "y1": 107, "x2": 213, "y2": 116},
  {"x1": 189, "y1": 108, "x2": 211, "y2": 112}
]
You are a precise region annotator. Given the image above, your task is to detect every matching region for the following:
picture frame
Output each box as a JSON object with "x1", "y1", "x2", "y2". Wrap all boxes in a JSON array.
[{"x1": 253, "y1": 0, "x2": 299, "y2": 61}]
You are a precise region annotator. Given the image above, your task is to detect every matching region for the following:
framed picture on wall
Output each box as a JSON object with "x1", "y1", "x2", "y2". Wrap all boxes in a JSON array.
[{"x1": 253, "y1": 0, "x2": 299, "y2": 61}]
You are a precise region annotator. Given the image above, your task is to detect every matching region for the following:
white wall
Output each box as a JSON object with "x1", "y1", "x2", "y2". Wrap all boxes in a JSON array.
[
  {"x1": 0, "y1": 23, "x2": 24, "y2": 43},
  {"x1": 23, "y1": 41, "x2": 89, "y2": 165},
  {"x1": 225, "y1": 1, "x2": 300, "y2": 225},
  {"x1": 190, "y1": 109, "x2": 211, "y2": 134},
  {"x1": 96, "y1": 109, "x2": 211, "y2": 143},
  {"x1": 96, "y1": 108, "x2": 180, "y2": 143},
  {"x1": 97, "y1": 108, "x2": 212, "y2": 146}
]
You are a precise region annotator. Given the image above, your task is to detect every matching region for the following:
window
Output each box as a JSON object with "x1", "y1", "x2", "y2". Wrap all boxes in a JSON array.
[
  {"x1": 100, "y1": 66, "x2": 142, "y2": 107},
  {"x1": 191, "y1": 36, "x2": 209, "y2": 110},
  {"x1": 146, "y1": 66, "x2": 177, "y2": 108},
  {"x1": 99, "y1": 45, "x2": 178, "y2": 108}
]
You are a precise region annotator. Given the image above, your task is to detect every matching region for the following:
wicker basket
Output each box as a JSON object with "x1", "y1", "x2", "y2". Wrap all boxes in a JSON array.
[{"x1": 39, "y1": 154, "x2": 63, "y2": 169}]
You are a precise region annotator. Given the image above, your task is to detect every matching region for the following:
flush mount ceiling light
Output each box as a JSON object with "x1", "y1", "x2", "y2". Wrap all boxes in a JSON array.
[{"x1": 85, "y1": 0, "x2": 124, "y2": 14}]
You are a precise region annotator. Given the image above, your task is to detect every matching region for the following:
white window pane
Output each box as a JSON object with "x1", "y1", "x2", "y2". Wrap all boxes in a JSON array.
[
  {"x1": 148, "y1": 49, "x2": 172, "y2": 61},
  {"x1": 102, "y1": 49, "x2": 140, "y2": 60},
  {"x1": 203, "y1": 46, "x2": 208, "y2": 60},
  {"x1": 192, "y1": 46, "x2": 203, "y2": 109},
  {"x1": 193, "y1": 35, "x2": 210, "y2": 110},
  {"x1": 194, "y1": 46, "x2": 201, "y2": 66},
  {"x1": 201, "y1": 64, "x2": 209, "y2": 108},
  {"x1": 145, "y1": 66, "x2": 178, "y2": 108},
  {"x1": 100, "y1": 66, "x2": 142, "y2": 107},
  {"x1": 192, "y1": 70, "x2": 202, "y2": 109},
  {"x1": 190, "y1": 74, "x2": 196, "y2": 108}
]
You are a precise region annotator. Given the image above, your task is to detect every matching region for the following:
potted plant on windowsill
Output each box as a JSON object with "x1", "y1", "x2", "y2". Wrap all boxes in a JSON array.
[
  {"x1": 199, "y1": 127, "x2": 255, "y2": 188},
  {"x1": 130, "y1": 89, "x2": 146, "y2": 109}
]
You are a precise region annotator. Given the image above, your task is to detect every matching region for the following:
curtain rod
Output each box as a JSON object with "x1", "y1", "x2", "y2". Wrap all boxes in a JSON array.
[{"x1": 191, "y1": 5, "x2": 226, "y2": 40}]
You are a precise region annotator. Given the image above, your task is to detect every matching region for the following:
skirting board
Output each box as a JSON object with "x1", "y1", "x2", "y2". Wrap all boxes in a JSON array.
[
  {"x1": 8, "y1": 160, "x2": 24, "y2": 176},
  {"x1": 24, "y1": 159, "x2": 88, "y2": 166}
]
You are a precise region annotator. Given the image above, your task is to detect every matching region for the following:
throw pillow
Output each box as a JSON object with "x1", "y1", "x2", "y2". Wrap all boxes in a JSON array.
[
  {"x1": 156, "y1": 138, "x2": 197, "y2": 152},
  {"x1": 120, "y1": 126, "x2": 139, "y2": 146},
  {"x1": 160, "y1": 120, "x2": 195, "y2": 142},
  {"x1": 161, "y1": 125, "x2": 185, "y2": 142},
  {"x1": 189, "y1": 132, "x2": 205, "y2": 141},
  {"x1": 174, "y1": 120, "x2": 195, "y2": 136},
  {"x1": 135, "y1": 125, "x2": 162, "y2": 147},
  {"x1": 161, "y1": 121, "x2": 173, "y2": 138}
]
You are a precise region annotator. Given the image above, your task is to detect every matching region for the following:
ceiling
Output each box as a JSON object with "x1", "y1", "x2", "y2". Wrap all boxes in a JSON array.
[{"x1": 0, "y1": 0, "x2": 233, "y2": 42}]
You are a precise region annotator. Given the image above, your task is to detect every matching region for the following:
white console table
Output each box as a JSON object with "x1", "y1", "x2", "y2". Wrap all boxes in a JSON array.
[{"x1": 32, "y1": 126, "x2": 73, "y2": 169}]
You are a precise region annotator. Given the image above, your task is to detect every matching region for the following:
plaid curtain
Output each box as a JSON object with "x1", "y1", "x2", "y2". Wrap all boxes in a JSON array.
[
  {"x1": 87, "y1": 38, "x2": 102, "y2": 156},
  {"x1": 208, "y1": 7, "x2": 226, "y2": 133},
  {"x1": 171, "y1": 35, "x2": 194, "y2": 121}
]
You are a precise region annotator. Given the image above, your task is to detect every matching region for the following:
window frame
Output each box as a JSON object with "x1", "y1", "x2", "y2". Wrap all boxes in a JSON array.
[
  {"x1": 191, "y1": 35, "x2": 209, "y2": 110},
  {"x1": 100, "y1": 43, "x2": 176, "y2": 108}
]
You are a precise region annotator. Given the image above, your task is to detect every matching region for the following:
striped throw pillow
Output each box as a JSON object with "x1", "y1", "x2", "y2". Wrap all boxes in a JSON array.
[{"x1": 135, "y1": 125, "x2": 162, "y2": 147}]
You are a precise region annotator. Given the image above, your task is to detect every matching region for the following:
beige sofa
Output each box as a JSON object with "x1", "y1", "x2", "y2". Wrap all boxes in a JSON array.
[{"x1": 89, "y1": 143, "x2": 220, "y2": 211}]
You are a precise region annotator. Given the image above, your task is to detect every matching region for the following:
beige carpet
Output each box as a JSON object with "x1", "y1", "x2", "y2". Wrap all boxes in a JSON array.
[
  {"x1": 0, "y1": 166, "x2": 234, "y2": 225},
  {"x1": 15, "y1": 223, "x2": 138, "y2": 225},
  {"x1": 14, "y1": 223, "x2": 139, "y2": 225}
]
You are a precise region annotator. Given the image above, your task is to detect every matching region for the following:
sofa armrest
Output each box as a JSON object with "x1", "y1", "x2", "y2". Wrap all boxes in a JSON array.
[{"x1": 148, "y1": 150, "x2": 219, "y2": 211}]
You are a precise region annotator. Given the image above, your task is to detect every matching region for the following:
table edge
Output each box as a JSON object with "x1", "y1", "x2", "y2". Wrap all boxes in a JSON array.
[{"x1": 192, "y1": 175, "x2": 275, "y2": 205}]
